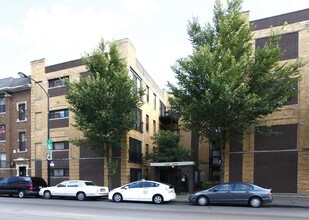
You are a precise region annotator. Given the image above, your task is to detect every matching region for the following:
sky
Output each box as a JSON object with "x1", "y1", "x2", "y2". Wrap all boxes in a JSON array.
[{"x1": 1, "y1": 0, "x2": 309, "y2": 90}]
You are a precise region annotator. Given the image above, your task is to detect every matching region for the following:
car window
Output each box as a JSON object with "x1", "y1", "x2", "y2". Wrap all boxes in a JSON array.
[
  {"x1": 57, "y1": 181, "x2": 69, "y2": 187},
  {"x1": 32, "y1": 177, "x2": 47, "y2": 187},
  {"x1": 84, "y1": 181, "x2": 95, "y2": 186},
  {"x1": 144, "y1": 182, "x2": 159, "y2": 188},
  {"x1": 234, "y1": 183, "x2": 253, "y2": 191},
  {"x1": 68, "y1": 181, "x2": 79, "y2": 187},
  {"x1": 216, "y1": 184, "x2": 233, "y2": 191},
  {"x1": 0, "y1": 177, "x2": 8, "y2": 184},
  {"x1": 128, "y1": 182, "x2": 143, "y2": 188}
]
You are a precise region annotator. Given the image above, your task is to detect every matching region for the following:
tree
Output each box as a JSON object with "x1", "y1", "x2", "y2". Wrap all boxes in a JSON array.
[
  {"x1": 66, "y1": 39, "x2": 142, "y2": 189},
  {"x1": 168, "y1": 0, "x2": 304, "y2": 182},
  {"x1": 147, "y1": 130, "x2": 191, "y2": 162}
]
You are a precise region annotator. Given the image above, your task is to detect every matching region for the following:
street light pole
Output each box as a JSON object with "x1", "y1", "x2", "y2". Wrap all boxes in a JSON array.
[{"x1": 18, "y1": 72, "x2": 51, "y2": 186}]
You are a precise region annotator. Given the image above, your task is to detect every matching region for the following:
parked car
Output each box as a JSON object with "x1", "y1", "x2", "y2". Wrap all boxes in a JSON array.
[
  {"x1": 39, "y1": 180, "x2": 109, "y2": 201},
  {"x1": 108, "y1": 180, "x2": 176, "y2": 204},
  {"x1": 188, "y1": 182, "x2": 272, "y2": 208},
  {"x1": 0, "y1": 176, "x2": 47, "y2": 198}
]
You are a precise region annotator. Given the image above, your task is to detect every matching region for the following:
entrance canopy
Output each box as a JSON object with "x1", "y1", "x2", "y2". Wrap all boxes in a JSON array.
[{"x1": 150, "y1": 161, "x2": 195, "y2": 167}]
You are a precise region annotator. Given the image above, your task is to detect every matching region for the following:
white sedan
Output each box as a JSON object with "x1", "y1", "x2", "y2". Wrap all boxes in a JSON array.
[
  {"x1": 108, "y1": 180, "x2": 176, "y2": 204},
  {"x1": 39, "y1": 180, "x2": 109, "y2": 201}
]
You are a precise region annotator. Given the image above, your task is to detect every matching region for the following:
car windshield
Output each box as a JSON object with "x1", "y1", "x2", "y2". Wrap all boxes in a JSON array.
[{"x1": 84, "y1": 181, "x2": 95, "y2": 186}]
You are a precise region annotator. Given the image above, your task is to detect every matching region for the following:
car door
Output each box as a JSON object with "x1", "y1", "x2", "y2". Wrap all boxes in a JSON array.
[
  {"x1": 207, "y1": 183, "x2": 234, "y2": 203},
  {"x1": 52, "y1": 181, "x2": 69, "y2": 196},
  {"x1": 0, "y1": 177, "x2": 9, "y2": 194},
  {"x1": 139, "y1": 181, "x2": 156, "y2": 201},
  {"x1": 230, "y1": 183, "x2": 253, "y2": 203},
  {"x1": 65, "y1": 181, "x2": 79, "y2": 197},
  {"x1": 122, "y1": 181, "x2": 143, "y2": 201}
]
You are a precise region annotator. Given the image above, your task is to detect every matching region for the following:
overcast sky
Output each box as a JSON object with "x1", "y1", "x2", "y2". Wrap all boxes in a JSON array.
[{"x1": 1, "y1": 0, "x2": 309, "y2": 89}]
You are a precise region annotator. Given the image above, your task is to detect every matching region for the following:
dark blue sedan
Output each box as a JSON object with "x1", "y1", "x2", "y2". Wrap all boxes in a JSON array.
[{"x1": 188, "y1": 182, "x2": 272, "y2": 208}]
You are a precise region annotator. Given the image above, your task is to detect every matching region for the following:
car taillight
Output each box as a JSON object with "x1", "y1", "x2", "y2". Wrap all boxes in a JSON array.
[
  {"x1": 29, "y1": 185, "x2": 33, "y2": 190},
  {"x1": 269, "y1": 190, "x2": 272, "y2": 196}
]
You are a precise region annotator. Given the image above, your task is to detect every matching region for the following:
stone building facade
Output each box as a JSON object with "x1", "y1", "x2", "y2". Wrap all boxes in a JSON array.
[
  {"x1": 29, "y1": 39, "x2": 174, "y2": 188},
  {"x1": 0, "y1": 77, "x2": 32, "y2": 177},
  {"x1": 224, "y1": 9, "x2": 309, "y2": 193}
]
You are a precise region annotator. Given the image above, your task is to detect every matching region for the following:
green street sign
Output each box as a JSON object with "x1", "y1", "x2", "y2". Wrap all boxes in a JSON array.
[{"x1": 47, "y1": 139, "x2": 52, "y2": 151}]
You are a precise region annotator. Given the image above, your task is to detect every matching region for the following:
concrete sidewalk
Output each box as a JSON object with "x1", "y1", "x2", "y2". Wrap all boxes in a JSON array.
[{"x1": 174, "y1": 193, "x2": 309, "y2": 208}]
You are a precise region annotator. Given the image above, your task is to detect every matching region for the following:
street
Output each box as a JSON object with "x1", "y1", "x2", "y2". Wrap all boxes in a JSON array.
[{"x1": 0, "y1": 196, "x2": 308, "y2": 220}]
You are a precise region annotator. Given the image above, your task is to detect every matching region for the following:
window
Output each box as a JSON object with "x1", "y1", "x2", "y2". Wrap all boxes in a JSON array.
[
  {"x1": 51, "y1": 168, "x2": 69, "y2": 177},
  {"x1": 19, "y1": 132, "x2": 26, "y2": 152},
  {"x1": 153, "y1": 120, "x2": 156, "y2": 134},
  {"x1": 159, "y1": 101, "x2": 166, "y2": 116},
  {"x1": 130, "y1": 68, "x2": 142, "y2": 100},
  {"x1": 0, "y1": 124, "x2": 5, "y2": 141},
  {"x1": 146, "y1": 86, "x2": 149, "y2": 102},
  {"x1": 0, "y1": 153, "x2": 6, "y2": 168},
  {"x1": 18, "y1": 103, "x2": 26, "y2": 121},
  {"x1": 130, "y1": 169, "x2": 142, "y2": 182},
  {"x1": 129, "y1": 137, "x2": 142, "y2": 163},
  {"x1": 234, "y1": 183, "x2": 253, "y2": 191},
  {"x1": 134, "y1": 109, "x2": 143, "y2": 132},
  {"x1": 146, "y1": 115, "x2": 149, "y2": 132},
  {"x1": 145, "y1": 144, "x2": 149, "y2": 157},
  {"x1": 153, "y1": 93, "x2": 156, "y2": 110},
  {"x1": 216, "y1": 184, "x2": 233, "y2": 191},
  {"x1": 0, "y1": 97, "x2": 5, "y2": 113},
  {"x1": 49, "y1": 109, "x2": 69, "y2": 119},
  {"x1": 49, "y1": 77, "x2": 67, "y2": 88},
  {"x1": 53, "y1": 141, "x2": 69, "y2": 150}
]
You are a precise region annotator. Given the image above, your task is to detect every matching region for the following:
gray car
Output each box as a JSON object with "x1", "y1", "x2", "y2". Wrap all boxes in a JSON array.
[{"x1": 188, "y1": 182, "x2": 272, "y2": 208}]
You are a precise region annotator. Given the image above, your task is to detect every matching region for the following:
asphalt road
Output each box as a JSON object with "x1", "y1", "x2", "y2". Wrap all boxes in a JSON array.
[{"x1": 0, "y1": 196, "x2": 308, "y2": 220}]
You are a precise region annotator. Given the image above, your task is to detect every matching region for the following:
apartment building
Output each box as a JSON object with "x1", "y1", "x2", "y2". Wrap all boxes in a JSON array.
[
  {"x1": 224, "y1": 9, "x2": 309, "y2": 193},
  {"x1": 28, "y1": 38, "x2": 176, "y2": 188},
  {"x1": 0, "y1": 77, "x2": 31, "y2": 177}
]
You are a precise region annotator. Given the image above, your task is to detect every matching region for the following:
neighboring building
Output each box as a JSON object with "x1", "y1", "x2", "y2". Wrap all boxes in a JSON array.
[
  {"x1": 0, "y1": 77, "x2": 32, "y2": 177},
  {"x1": 224, "y1": 9, "x2": 309, "y2": 193},
  {"x1": 28, "y1": 39, "x2": 178, "y2": 188}
]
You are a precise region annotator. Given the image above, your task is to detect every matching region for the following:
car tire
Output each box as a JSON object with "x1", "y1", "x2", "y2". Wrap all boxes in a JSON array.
[
  {"x1": 153, "y1": 194, "x2": 163, "y2": 204},
  {"x1": 77, "y1": 192, "x2": 86, "y2": 201},
  {"x1": 43, "y1": 191, "x2": 52, "y2": 199},
  {"x1": 197, "y1": 196, "x2": 208, "y2": 206},
  {"x1": 113, "y1": 193, "x2": 123, "y2": 202},
  {"x1": 249, "y1": 197, "x2": 262, "y2": 208},
  {"x1": 18, "y1": 190, "x2": 26, "y2": 198}
]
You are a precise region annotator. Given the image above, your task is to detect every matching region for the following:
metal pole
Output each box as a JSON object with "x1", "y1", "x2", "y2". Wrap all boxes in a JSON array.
[{"x1": 18, "y1": 72, "x2": 51, "y2": 186}]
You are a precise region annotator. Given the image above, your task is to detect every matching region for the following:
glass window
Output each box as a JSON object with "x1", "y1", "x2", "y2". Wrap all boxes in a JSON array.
[
  {"x1": 146, "y1": 86, "x2": 149, "y2": 102},
  {"x1": 146, "y1": 115, "x2": 149, "y2": 132},
  {"x1": 0, "y1": 153, "x2": 6, "y2": 168},
  {"x1": 153, "y1": 120, "x2": 156, "y2": 134},
  {"x1": 68, "y1": 181, "x2": 78, "y2": 187},
  {"x1": 51, "y1": 168, "x2": 69, "y2": 177},
  {"x1": 129, "y1": 138, "x2": 142, "y2": 163},
  {"x1": 234, "y1": 183, "x2": 253, "y2": 191},
  {"x1": 18, "y1": 103, "x2": 26, "y2": 121},
  {"x1": 128, "y1": 181, "x2": 143, "y2": 188},
  {"x1": 0, "y1": 124, "x2": 5, "y2": 141},
  {"x1": 130, "y1": 69, "x2": 142, "y2": 100},
  {"x1": 53, "y1": 141, "x2": 69, "y2": 150},
  {"x1": 153, "y1": 93, "x2": 156, "y2": 110},
  {"x1": 19, "y1": 132, "x2": 26, "y2": 151},
  {"x1": 134, "y1": 109, "x2": 142, "y2": 132},
  {"x1": 49, "y1": 109, "x2": 69, "y2": 119},
  {"x1": 49, "y1": 77, "x2": 67, "y2": 88},
  {"x1": 0, "y1": 97, "x2": 5, "y2": 113},
  {"x1": 216, "y1": 184, "x2": 233, "y2": 191}
]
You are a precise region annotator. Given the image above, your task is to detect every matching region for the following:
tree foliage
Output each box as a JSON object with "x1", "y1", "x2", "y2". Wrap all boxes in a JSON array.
[
  {"x1": 65, "y1": 39, "x2": 142, "y2": 187},
  {"x1": 168, "y1": 0, "x2": 304, "y2": 180},
  {"x1": 147, "y1": 130, "x2": 191, "y2": 162}
]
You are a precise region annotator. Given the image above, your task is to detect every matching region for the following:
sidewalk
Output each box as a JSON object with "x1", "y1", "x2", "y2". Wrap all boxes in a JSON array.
[{"x1": 174, "y1": 193, "x2": 309, "y2": 208}]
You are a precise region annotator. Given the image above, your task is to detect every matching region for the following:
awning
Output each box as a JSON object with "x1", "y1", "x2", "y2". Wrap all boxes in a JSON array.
[{"x1": 150, "y1": 161, "x2": 195, "y2": 167}]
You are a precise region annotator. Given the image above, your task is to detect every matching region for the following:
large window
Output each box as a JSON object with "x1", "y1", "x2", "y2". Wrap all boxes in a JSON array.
[
  {"x1": 153, "y1": 120, "x2": 156, "y2": 135},
  {"x1": 49, "y1": 109, "x2": 69, "y2": 119},
  {"x1": 0, "y1": 153, "x2": 6, "y2": 168},
  {"x1": 146, "y1": 115, "x2": 149, "y2": 132},
  {"x1": 0, "y1": 97, "x2": 5, "y2": 113},
  {"x1": 19, "y1": 132, "x2": 26, "y2": 152},
  {"x1": 50, "y1": 168, "x2": 69, "y2": 177},
  {"x1": 129, "y1": 138, "x2": 142, "y2": 163},
  {"x1": 153, "y1": 93, "x2": 156, "y2": 110},
  {"x1": 53, "y1": 141, "x2": 69, "y2": 150},
  {"x1": 18, "y1": 103, "x2": 26, "y2": 121},
  {"x1": 134, "y1": 109, "x2": 143, "y2": 132},
  {"x1": 0, "y1": 124, "x2": 5, "y2": 141},
  {"x1": 130, "y1": 68, "x2": 142, "y2": 100},
  {"x1": 49, "y1": 77, "x2": 67, "y2": 88}
]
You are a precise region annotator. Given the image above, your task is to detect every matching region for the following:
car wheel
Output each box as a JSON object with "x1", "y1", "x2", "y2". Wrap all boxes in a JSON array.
[
  {"x1": 249, "y1": 197, "x2": 262, "y2": 208},
  {"x1": 153, "y1": 194, "x2": 163, "y2": 204},
  {"x1": 77, "y1": 192, "x2": 86, "y2": 201},
  {"x1": 18, "y1": 190, "x2": 26, "y2": 198},
  {"x1": 197, "y1": 196, "x2": 208, "y2": 206},
  {"x1": 113, "y1": 193, "x2": 123, "y2": 202},
  {"x1": 43, "y1": 191, "x2": 52, "y2": 199}
]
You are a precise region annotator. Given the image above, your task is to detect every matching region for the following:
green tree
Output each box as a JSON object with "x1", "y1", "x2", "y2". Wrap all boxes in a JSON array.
[
  {"x1": 147, "y1": 130, "x2": 191, "y2": 162},
  {"x1": 168, "y1": 0, "x2": 304, "y2": 182},
  {"x1": 66, "y1": 39, "x2": 142, "y2": 189}
]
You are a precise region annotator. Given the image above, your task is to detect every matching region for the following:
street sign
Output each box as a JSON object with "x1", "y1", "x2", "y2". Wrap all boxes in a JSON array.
[{"x1": 47, "y1": 139, "x2": 52, "y2": 151}]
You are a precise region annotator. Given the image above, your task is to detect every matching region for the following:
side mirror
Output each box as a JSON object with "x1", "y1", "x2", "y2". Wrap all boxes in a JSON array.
[{"x1": 213, "y1": 188, "x2": 218, "y2": 192}]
